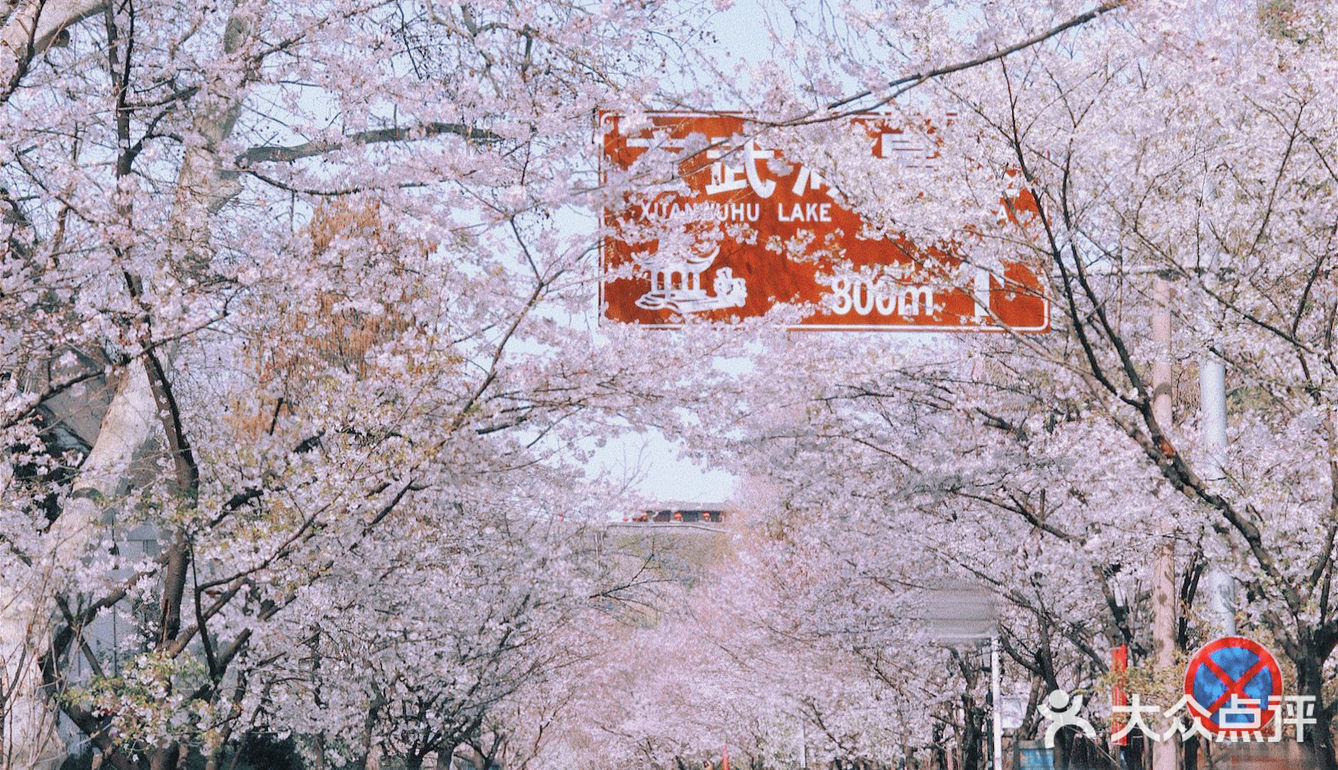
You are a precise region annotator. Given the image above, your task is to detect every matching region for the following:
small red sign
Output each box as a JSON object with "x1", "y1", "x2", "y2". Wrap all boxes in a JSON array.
[
  {"x1": 599, "y1": 112, "x2": 1049, "y2": 331},
  {"x1": 1112, "y1": 645, "x2": 1129, "y2": 746},
  {"x1": 1184, "y1": 636, "x2": 1283, "y2": 735}
]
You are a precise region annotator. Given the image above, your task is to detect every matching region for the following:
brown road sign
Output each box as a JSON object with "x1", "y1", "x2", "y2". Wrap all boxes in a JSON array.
[{"x1": 600, "y1": 112, "x2": 1049, "y2": 331}]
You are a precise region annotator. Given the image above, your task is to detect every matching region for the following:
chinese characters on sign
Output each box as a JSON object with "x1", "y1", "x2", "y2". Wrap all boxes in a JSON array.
[{"x1": 599, "y1": 112, "x2": 1050, "y2": 331}]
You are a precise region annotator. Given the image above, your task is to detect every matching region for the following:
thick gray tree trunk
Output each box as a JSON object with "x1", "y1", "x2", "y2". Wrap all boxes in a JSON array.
[{"x1": 1, "y1": 360, "x2": 158, "y2": 769}]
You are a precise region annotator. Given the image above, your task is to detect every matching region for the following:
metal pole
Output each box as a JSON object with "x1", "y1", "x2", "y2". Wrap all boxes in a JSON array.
[
  {"x1": 991, "y1": 635, "x2": 1003, "y2": 770},
  {"x1": 1200, "y1": 356, "x2": 1236, "y2": 635},
  {"x1": 1199, "y1": 148, "x2": 1237, "y2": 639}
]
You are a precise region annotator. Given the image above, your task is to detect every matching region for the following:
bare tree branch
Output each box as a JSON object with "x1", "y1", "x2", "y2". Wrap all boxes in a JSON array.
[
  {"x1": 238, "y1": 121, "x2": 500, "y2": 166},
  {"x1": 760, "y1": 0, "x2": 1129, "y2": 126},
  {"x1": 1, "y1": 0, "x2": 104, "y2": 104}
]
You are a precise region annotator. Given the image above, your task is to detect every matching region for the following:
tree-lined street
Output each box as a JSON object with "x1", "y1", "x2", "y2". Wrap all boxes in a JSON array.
[{"x1": 4, "y1": 1, "x2": 1338, "y2": 768}]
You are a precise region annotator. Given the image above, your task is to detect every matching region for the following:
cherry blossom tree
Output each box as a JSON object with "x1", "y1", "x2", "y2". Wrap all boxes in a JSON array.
[
  {"x1": 1, "y1": 0, "x2": 728, "y2": 767},
  {"x1": 10, "y1": 1, "x2": 1338, "y2": 769},
  {"x1": 667, "y1": 1, "x2": 1338, "y2": 768}
]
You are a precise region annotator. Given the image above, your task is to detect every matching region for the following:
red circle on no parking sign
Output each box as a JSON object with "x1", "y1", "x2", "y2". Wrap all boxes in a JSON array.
[{"x1": 1183, "y1": 636, "x2": 1283, "y2": 734}]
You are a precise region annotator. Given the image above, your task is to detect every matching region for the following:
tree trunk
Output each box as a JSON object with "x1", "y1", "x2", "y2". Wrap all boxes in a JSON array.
[
  {"x1": 1298, "y1": 656, "x2": 1338, "y2": 770},
  {"x1": 960, "y1": 704, "x2": 984, "y2": 770},
  {"x1": 1182, "y1": 734, "x2": 1198, "y2": 770},
  {"x1": 931, "y1": 722, "x2": 948, "y2": 770},
  {"x1": 1, "y1": 0, "x2": 105, "y2": 71},
  {"x1": 1, "y1": 359, "x2": 159, "y2": 770},
  {"x1": 310, "y1": 734, "x2": 327, "y2": 770},
  {"x1": 148, "y1": 742, "x2": 180, "y2": 770},
  {"x1": 0, "y1": 586, "x2": 64, "y2": 769}
]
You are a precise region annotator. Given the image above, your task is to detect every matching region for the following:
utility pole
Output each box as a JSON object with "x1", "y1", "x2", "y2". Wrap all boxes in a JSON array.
[
  {"x1": 1200, "y1": 353, "x2": 1236, "y2": 635},
  {"x1": 991, "y1": 634, "x2": 1003, "y2": 770},
  {"x1": 1198, "y1": 218, "x2": 1237, "y2": 636},
  {"x1": 1152, "y1": 275, "x2": 1179, "y2": 770}
]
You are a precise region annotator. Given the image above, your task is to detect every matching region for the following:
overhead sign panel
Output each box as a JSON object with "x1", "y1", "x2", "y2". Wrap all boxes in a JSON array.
[{"x1": 599, "y1": 112, "x2": 1049, "y2": 331}]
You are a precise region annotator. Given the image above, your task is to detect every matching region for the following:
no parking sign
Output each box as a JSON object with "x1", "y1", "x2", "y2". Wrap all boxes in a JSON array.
[{"x1": 1183, "y1": 636, "x2": 1283, "y2": 734}]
